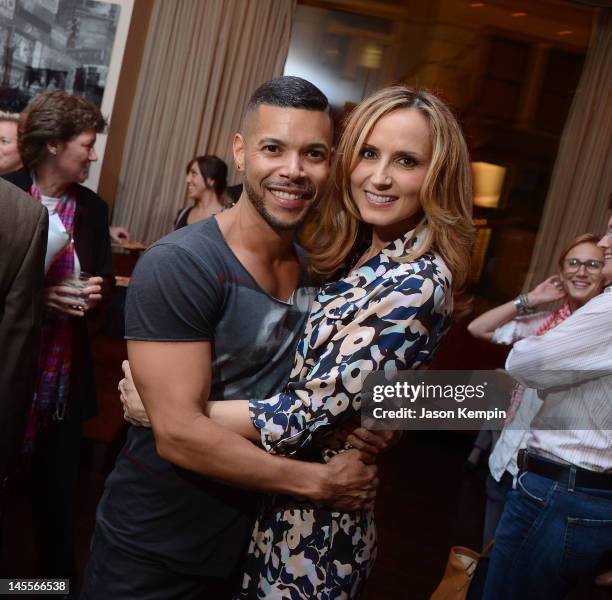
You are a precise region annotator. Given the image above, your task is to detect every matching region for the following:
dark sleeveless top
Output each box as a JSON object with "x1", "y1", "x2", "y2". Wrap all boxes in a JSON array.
[
  {"x1": 175, "y1": 205, "x2": 227, "y2": 230},
  {"x1": 174, "y1": 206, "x2": 193, "y2": 230}
]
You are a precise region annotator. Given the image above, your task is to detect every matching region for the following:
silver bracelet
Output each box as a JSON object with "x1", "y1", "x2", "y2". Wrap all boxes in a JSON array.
[{"x1": 513, "y1": 293, "x2": 532, "y2": 315}]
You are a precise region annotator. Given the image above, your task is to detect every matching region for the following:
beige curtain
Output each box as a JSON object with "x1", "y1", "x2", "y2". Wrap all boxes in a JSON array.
[
  {"x1": 524, "y1": 9, "x2": 612, "y2": 290},
  {"x1": 112, "y1": 0, "x2": 297, "y2": 244}
]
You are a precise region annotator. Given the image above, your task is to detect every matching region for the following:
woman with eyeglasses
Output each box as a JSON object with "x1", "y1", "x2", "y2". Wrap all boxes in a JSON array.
[{"x1": 468, "y1": 232, "x2": 606, "y2": 546}]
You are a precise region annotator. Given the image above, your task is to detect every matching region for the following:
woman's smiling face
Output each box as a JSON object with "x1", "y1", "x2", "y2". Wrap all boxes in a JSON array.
[
  {"x1": 559, "y1": 241, "x2": 605, "y2": 304},
  {"x1": 350, "y1": 108, "x2": 431, "y2": 239},
  {"x1": 186, "y1": 161, "x2": 207, "y2": 201}
]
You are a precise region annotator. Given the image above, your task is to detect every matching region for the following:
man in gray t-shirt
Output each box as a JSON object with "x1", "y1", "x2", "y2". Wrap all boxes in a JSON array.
[
  {"x1": 94, "y1": 219, "x2": 318, "y2": 579},
  {"x1": 82, "y1": 77, "x2": 377, "y2": 600}
]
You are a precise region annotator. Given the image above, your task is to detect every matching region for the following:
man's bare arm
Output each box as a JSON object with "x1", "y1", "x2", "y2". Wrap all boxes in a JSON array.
[
  {"x1": 122, "y1": 360, "x2": 396, "y2": 457},
  {"x1": 204, "y1": 399, "x2": 260, "y2": 442},
  {"x1": 129, "y1": 340, "x2": 377, "y2": 510},
  {"x1": 205, "y1": 401, "x2": 401, "y2": 458}
]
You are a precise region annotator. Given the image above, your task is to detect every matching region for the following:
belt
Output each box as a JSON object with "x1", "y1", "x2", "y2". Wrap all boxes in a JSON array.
[{"x1": 517, "y1": 450, "x2": 612, "y2": 491}]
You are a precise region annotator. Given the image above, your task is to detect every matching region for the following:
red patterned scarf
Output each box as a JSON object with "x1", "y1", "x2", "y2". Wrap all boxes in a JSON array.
[
  {"x1": 505, "y1": 301, "x2": 572, "y2": 422},
  {"x1": 534, "y1": 302, "x2": 572, "y2": 336},
  {"x1": 23, "y1": 180, "x2": 77, "y2": 453}
]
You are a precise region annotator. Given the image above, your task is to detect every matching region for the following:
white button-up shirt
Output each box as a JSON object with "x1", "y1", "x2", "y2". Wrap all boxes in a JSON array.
[
  {"x1": 506, "y1": 287, "x2": 612, "y2": 473},
  {"x1": 488, "y1": 313, "x2": 550, "y2": 480}
]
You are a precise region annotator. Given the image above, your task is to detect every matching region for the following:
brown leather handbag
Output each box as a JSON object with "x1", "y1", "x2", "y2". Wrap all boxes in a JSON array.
[{"x1": 430, "y1": 541, "x2": 494, "y2": 600}]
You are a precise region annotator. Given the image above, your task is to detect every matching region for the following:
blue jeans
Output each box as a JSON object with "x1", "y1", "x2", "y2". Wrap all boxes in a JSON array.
[{"x1": 483, "y1": 470, "x2": 612, "y2": 600}]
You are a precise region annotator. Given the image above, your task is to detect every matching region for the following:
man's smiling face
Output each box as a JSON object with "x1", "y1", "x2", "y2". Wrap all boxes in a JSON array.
[{"x1": 234, "y1": 105, "x2": 332, "y2": 231}]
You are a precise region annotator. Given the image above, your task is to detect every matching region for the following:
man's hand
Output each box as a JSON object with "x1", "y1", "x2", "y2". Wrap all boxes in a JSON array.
[
  {"x1": 346, "y1": 427, "x2": 401, "y2": 462},
  {"x1": 335, "y1": 417, "x2": 401, "y2": 463},
  {"x1": 119, "y1": 360, "x2": 151, "y2": 427},
  {"x1": 315, "y1": 449, "x2": 378, "y2": 512}
]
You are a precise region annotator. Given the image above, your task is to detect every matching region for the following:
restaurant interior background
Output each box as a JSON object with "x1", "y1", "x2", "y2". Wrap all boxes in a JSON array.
[
  {"x1": 94, "y1": 0, "x2": 608, "y2": 306},
  {"x1": 285, "y1": 0, "x2": 596, "y2": 305}
]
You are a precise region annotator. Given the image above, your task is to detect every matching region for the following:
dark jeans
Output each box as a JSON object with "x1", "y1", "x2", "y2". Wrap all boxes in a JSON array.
[
  {"x1": 483, "y1": 470, "x2": 612, "y2": 600},
  {"x1": 80, "y1": 528, "x2": 235, "y2": 600}
]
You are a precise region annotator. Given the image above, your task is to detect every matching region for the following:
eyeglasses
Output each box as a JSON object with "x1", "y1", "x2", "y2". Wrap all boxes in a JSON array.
[{"x1": 561, "y1": 258, "x2": 604, "y2": 273}]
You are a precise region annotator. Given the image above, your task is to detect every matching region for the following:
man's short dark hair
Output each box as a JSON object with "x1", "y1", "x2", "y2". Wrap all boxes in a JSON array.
[{"x1": 246, "y1": 76, "x2": 329, "y2": 113}]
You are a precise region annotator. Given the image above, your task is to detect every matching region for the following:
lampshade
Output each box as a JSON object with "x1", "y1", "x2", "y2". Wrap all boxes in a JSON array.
[
  {"x1": 359, "y1": 42, "x2": 383, "y2": 70},
  {"x1": 472, "y1": 161, "x2": 507, "y2": 208}
]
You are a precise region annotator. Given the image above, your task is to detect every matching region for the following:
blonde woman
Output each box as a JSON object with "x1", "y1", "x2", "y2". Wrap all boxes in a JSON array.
[{"x1": 123, "y1": 86, "x2": 473, "y2": 598}]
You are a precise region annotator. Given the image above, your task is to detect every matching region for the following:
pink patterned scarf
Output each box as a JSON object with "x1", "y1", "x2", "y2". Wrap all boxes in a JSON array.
[
  {"x1": 505, "y1": 301, "x2": 572, "y2": 422},
  {"x1": 23, "y1": 180, "x2": 77, "y2": 454}
]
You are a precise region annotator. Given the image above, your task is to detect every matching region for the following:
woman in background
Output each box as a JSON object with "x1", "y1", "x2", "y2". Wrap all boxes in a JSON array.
[
  {"x1": 2, "y1": 90, "x2": 113, "y2": 588},
  {"x1": 174, "y1": 155, "x2": 228, "y2": 229},
  {"x1": 468, "y1": 233, "x2": 606, "y2": 547}
]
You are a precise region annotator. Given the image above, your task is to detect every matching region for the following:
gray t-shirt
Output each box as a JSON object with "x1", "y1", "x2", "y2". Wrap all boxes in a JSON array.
[{"x1": 96, "y1": 218, "x2": 316, "y2": 576}]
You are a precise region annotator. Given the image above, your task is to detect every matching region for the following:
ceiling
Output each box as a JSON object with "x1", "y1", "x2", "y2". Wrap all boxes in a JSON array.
[{"x1": 307, "y1": 0, "x2": 596, "y2": 48}]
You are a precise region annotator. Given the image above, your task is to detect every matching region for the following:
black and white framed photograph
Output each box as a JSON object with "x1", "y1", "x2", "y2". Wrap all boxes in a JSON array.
[{"x1": 0, "y1": 0, "x2": 133, "y2": 189}]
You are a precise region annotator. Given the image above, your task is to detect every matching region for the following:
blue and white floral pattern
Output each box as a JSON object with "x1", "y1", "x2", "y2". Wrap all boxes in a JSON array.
[{"x1": 239, "y1": 229, "x2": 453, "y2": 599}]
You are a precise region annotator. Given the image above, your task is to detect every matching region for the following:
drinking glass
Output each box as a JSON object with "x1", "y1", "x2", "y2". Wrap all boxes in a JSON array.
[{"x1": 61, "y1": 271, "x2": 92, "y2": 309}]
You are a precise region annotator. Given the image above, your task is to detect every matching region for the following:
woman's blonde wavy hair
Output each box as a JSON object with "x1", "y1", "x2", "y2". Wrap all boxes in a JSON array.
[{"x1": 303, "y1": 86, "x2": 474, "y2": 303}]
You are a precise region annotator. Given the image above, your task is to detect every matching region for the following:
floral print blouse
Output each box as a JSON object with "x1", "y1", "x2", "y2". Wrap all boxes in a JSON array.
[{"x1": 250, "y1": 227, "x2": 454, "y2": 455}]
